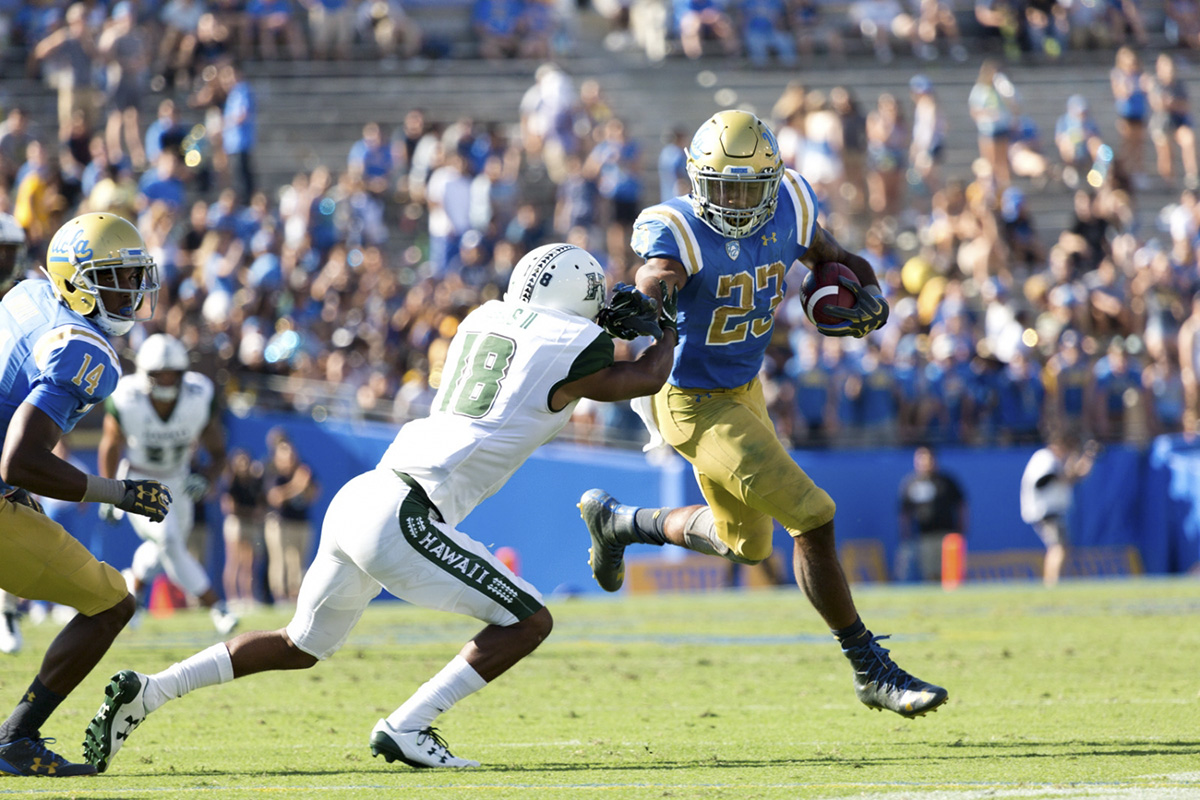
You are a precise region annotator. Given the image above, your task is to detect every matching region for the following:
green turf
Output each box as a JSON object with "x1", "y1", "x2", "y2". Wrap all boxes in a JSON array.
[{"x1": 2, "y1": 577, "x2": 1199, "y2": 798}]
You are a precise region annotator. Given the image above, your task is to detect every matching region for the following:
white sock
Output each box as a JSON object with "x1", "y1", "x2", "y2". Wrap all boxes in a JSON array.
[
  {"x1": 143, "y1": 643, "x2": 235, "y2": 714},
  {"x1": 386, "y1": 655, "x2": 487, "y2": 732}
]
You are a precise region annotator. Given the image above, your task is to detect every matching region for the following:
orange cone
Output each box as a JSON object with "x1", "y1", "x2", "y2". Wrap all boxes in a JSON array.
[{"x1": 941, "y1": 533, "x2": 966, "y2": 591}]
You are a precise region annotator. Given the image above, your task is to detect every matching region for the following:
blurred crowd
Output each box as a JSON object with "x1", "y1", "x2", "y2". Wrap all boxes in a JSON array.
[{"x1": 0, "y1": 0, "x2": 1199, "y2": 452}]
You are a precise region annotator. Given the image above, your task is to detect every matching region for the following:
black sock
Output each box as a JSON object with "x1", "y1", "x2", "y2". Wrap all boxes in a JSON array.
[
  {"x1": 832, "y1": 617, "x2": 871, "y2": 649},
  {"x1": 0, "y1": 678, "x2": 64, "y2": 744},
  {"x1": 632, "y1": 507, "x2": 670, "y2": 546}
]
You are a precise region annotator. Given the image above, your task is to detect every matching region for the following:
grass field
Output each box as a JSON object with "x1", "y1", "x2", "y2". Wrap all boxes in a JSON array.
[{"x1": 2, "y1": 577, "x2": 1200, "y2": 799}]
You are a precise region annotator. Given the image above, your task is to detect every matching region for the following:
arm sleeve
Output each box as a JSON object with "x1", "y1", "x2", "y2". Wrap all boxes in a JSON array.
[{"x1": 546, "y1": 332, "x2": 616, "y2": 409}]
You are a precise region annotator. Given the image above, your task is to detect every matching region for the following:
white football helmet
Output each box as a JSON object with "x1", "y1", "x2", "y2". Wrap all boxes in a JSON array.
[
  {"x1": 506, "y1": 243, "x2": 606, "y2": 320},
  {"x1": 0, "y1": 213, "x2": 25, "y2": 287},
  {"x1": 136, "y1": 332, "x2": 189, "y2": 402},
  {"x1": 686, "y1": 110, "x2": 784, "y2": 240},
  {"x1": 44, "y1": 212, "x2": 159, "y2": 336}
]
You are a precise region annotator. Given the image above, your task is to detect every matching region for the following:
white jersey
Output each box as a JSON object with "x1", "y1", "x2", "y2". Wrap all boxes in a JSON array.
[
  {"x1": 379, "y1": 300, "x2": 612, "y2": 528},
  {"x1": 1019, "y1": 447, "x2": 1072, "y2": 524},
  {"x1": 107, "y1": 371, "x2": 215, "y2": 479}
]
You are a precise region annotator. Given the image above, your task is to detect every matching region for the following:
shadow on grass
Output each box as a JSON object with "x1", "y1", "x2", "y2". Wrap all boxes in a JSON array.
[{"x1": 115, "y1": 739, "x2": 1200, "y2": 779}]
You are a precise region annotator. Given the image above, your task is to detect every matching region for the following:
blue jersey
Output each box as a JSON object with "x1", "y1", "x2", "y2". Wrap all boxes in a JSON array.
[
  {"x1": 0, "y1": 280, "x2": 122, "y2": 490},
  {"x1": 631, "y1": 169, "x2": 820, "y2": 390}
]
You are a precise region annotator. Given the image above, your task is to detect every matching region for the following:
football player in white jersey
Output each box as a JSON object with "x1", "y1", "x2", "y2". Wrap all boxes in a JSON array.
[
  {"x1": 0, "y1": 212, "x2": 171, "y2": 777},
  {"x1": 84, "y1": 242, "x2": 677, "y2": 772},
  {"x1": 97, "y1": 333, "x2": 236, "y2": 635}
]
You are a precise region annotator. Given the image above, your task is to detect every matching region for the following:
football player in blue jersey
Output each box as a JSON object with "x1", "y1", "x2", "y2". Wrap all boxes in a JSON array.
[
  {"x1": 0, "y1": 212, "x2": 172, "y2": 776},
  {"x1": 580, "y1": 110, "x2": 948, "y2": 719}
]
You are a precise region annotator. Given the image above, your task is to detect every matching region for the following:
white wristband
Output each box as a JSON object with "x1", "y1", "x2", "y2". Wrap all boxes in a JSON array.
[{"x1": 83, "y1": 475, "x2": 126, "y2": 505}]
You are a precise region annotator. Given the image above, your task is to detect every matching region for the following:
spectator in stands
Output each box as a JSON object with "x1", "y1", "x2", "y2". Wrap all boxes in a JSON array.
[
  {"x1": 584, "y1": 117, "x2": 641, "y2": 274},
  {"x1": 897, "y1": 445, "x2": 967, "y2": 582},
  {"x1": 736, "y1": 0, "x2": 797, "y2": 68},
  {"x1": 790, "y1": 0, "x2": 844, "y2": 62},
  {"x1": 1020, "y1": 430, "x2": 1097, "y2": 586},
  {"x1": 830, "y1": 85, "x2": 868, "y2": 216},
  {"x1": 31, "y1": 3, "x2": 100, "y2": 143},
  {"x1": 472, "y1": 0, "x2": 523, "y2": 59},
  {"x1": 302, "y1": 0, "x2": 355, "y2": 61},
  {"x1": 909, "y1": 75, "x2": 946, "y2": 198},
  {"x1": 348, "y1": 122, "x2": 395, "y2": 199},
  {"x1": 1148, "y1": 53, "x2": 1198, "y2": 190},
  {"x1": 219, "y1": 60, "x2": 257, "y2": 206},
  {"x1": 974, "y1": 0, "x2": 1022, "y2": 59},
  {"x1": 1045, "y1": 329, "x2": 1091, "y2": 434},
  {"x1": 99, "y1": 2, "x2": 150, "y2": 171},
  {"x1": 518, "y1": 63, "x2": 578, "y2": 185},
  {"x1": 1054, "y1": 94, "x2": 1104, "y2": 190},
  {"x1": 994, "y1": 345, "x2": 1046, "y2": 443},
  {"x1": 968, "y1": 60, "x2": 1014, "y2": 193},
  {"x1": 137, "y1": 150, "x2": 187, "y2": 214},
  {"x1": 1179, "y1": 292, "x2": 1200, "y2": 425},
  {"x1": 0, "y1": 109, "x2": 33, "y2": 190},
  {"x1": 914, "y1": 0, "x2": 968, "y2": 62},
  {"x1": 849, "y1": 0, "x2": 906, "y2": 63},
  {"x1": 1166, "y1": 0, "x2": 1200, "y2": 49},
  {"x1": 1008, "y1": 113, "x2": 1050, "y2": 188},
  {"x1": 1143, "y1": 330, "x2": 1185, "y2": 433},
  {"x1": 157, "y1": 0, "x2": 205, "y2": 90},
  {"x1": 470, "y1": 150, "x2": 520, "y2": 236},
  {"x1": 357, "y1": 0, "x2": 423, "y2": 61},
  {"x1": 787, "y1": 335, "x2": 840, "y2": 447},
  {"x1": 801, "y1": 90, "x2": 844, "y2": 209},
  {"x1": 425, "y1": 149, "x2": 473, "y2": 277},
  {"x1": 246, "y1": 0, "x2": 307, "y2": 60},
  {"x1": 1110, "y1": 46, "x2": 1150, "y2": 189},
  {"x1": 673, "y1": 0, "x2": 739, "y2": 60},
  {"x1": 144, "y1": 99, "x2": 189, "y2": 167},
  {"x1": 657, "y1": 126, "x2": 689, "y2": 204},
  {"x1": 1088, "y1": 336, "x2": 1146, "y2": 441},
  {"x1": 865, "y1": 92, "x2": 907, "y2": 218},
  {"x1": 1105, "y1": 0, "x2": 1146, "y2": 46}
]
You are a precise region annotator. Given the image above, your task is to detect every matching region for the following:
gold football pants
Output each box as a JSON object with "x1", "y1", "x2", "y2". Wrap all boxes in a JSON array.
[{"x1": 651, "y1": 379, "x2": 837, "y2": 562}]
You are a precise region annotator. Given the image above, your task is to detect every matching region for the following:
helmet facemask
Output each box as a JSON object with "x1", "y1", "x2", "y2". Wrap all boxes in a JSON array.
[
  {"x1": 687, "y1": 165, "x2": 781, "y2": 239},
  {"x1": 55, "y1": 253, "x2": 159, "y2": 336}
]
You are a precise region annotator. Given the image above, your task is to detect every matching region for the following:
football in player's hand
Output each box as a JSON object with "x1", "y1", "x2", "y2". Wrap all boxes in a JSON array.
[{"x1": 800, "y1": 262, "x2": 860, "y2": 326}]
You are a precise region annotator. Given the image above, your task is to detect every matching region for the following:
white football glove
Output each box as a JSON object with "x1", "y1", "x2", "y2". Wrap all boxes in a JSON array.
[{"x1": 183, "y1": 473, "x2": 211, "y2": 501}]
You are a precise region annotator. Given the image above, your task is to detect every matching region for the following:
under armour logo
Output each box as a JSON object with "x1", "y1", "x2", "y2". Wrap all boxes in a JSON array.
[
  {"x1": 761, "y1": 232, "x2": 777, "y2": 246},
  {"x1": 25, "y1": 691, "x2": 35, "y2": 703},
  {"x1": 29, "y1": 757, "x2": 56, "y2": 775}
]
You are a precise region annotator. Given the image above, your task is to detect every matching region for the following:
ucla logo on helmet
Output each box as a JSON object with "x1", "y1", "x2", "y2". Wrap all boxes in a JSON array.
[
  {"x1": 48, "y1": 228, "x2": 93, "y2": 263},
  {"x1": 761, "y1": 126, "x2": 780, "y2": 157}
]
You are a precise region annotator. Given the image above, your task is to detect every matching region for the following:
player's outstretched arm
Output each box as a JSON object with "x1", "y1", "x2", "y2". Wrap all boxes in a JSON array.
[
  {"x1": 551, "y1": 327, "x2": 677, "y2": 410},
  {"x1": 802, "y1": 224, "x2": 880, "y2": 291},
  {"x1": 634, "y1": 257, "x2": 687, "y2": 312}
]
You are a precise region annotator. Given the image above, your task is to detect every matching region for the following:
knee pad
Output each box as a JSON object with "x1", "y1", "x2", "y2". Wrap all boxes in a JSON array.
[{"x1": 681, "y1": 507, "x2": 762, "y2": 565}]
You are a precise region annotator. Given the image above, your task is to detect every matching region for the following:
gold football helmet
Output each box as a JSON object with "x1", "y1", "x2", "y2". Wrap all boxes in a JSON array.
[
  {"x1": 686, "y1": 110, "x2": 784, "y2": 240},
  {"x1": 44, "y1": 213, "x2": 159, "y2": 336}
]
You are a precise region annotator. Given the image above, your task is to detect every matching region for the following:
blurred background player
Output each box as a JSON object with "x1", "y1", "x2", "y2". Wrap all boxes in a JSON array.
[
  {"x1": 0, "y1": 212, "x2": 170, "y2": 777},
  {"x1": 84, "y1": 243, "x2": 677, "y2": 773},
  {"x1": 580, "y1": 109, "x2": 947, "y2": 720},
  {"x1": 1020, "y1": 430, "x2": 1098, "y2": 586},
  {"x1": 97, "y1": 332, "x2": 236, "y2": 635},
  {"x1": 896, "y1": 445, "x2": 968, "y2": 582}
]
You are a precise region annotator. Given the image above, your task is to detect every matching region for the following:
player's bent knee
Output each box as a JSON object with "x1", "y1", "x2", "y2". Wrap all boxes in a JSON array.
[{"x1": 520, "y1": 606, "x2": 553, "y2": 643}]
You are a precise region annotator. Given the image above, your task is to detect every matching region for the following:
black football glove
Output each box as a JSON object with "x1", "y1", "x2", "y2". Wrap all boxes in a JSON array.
[
  {"x1": 117, "y1": 479, "x2": 173, "y2": 523},
  {"x1": 4, "y1": 487, "x2": 44, "y2": 515},
  {"x1": 658, "y1": 280, "x2": 679, "y2": 336},
  {"x1": 814, "y1": 281, "x2": 890, "y2": 338},
  {"x1": 598, "y1": 282, "x2": 663, "y2": 340}
]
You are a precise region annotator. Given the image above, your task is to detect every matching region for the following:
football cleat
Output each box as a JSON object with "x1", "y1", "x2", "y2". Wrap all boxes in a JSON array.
[
  {"x1": 369, "y1": 720, "x2": 479, "y2": 769},
  {"x1": 0, "y1": 611, "x2": 22, "y2": 655},
  {"x1": 578, "y1": 489, "x2": 634, "y2": 592},
  {"x1": 843, "y1": 635, "x2": 948, "y2": 718},
  {"x1": 0, "y1": 736, "x2": 97, "y2": 776},
  {"x1": 82, "y1": 670, "x2": 149, "y2": 773},
  {"x1": 210, "y1": 607, "x2": 239, "y2": 637}
]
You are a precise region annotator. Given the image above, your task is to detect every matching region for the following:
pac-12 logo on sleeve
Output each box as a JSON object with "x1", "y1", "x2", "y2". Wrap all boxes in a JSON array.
[{"x1": 48, "y1": 229, "x2": 93, "y2": 263}]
